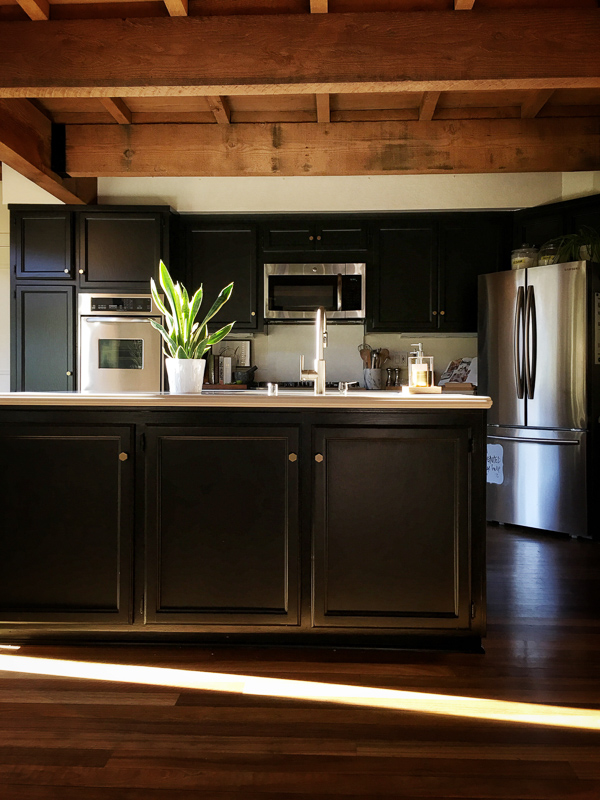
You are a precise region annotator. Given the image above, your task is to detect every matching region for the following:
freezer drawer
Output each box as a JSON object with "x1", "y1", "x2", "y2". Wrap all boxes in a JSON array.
[{"x1": 486, "y1": 427, "x2": 588, "y2": 537}]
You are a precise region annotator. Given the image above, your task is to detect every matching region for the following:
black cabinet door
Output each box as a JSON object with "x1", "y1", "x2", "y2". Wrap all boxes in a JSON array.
[
  {"x1": 144, "y1": 426, "x2": 299, "y2": 626},
  {"x1": 312, "y1": 427, "x2": 472, "y2": 630},
  {"x1": 12, "y1": 211, "x2": 72, "y2": 279},
  {"x1": 13, "y1": 285, "x2": 75, "y2": 392},
  {"x1": 188, "y1": 224, "x2": 258, "y2": 331},
  {"x1": 262, "y1": 220, "x2": 367, "y2": 253},
  {"x1": 439, "y1": 218, "x2": 507, "y2": 332},
  {"x1": 78, "y1": 211, "x2": 164, "y2": 288},
  {"x1": 369, "y1": 223, "x2": 438, "y2": 332},
  {"x1": 316, "y1": 221, "x2": 368, "y2": 252},
  {"x1": 262, "y1": 222, "x2": 315, "y2": 252},
  {"x1": 0, "y1": 425, "x2": 134, "y2": 624}
]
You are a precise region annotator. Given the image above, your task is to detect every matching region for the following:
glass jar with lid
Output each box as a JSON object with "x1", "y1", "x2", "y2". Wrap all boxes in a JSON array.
[
  {"x1": 537, "y1": 242, "x2": 559, "y2": 265},
  {"x1": 511, "y1": 244, "x2": 538, "y2": 270}
]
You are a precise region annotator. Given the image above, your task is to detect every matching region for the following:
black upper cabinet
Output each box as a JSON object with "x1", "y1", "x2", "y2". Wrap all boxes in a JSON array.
[
  {"x1": 12, "y1": 211, "x2": 72, "y2": 279},
  {"x1": 262, "y1": 219, "x2": 368, "y2": 254},
  {"x1": 188, "y1": 223, "x2": 259, "y2": 331},
  {"x1": 370, "y1": 221, "x2": 438, "y2": 332},
  {"x1": 78, "y1": 211, "x2": 166, "y2": 289},
  {"x1": 13, "y1": 285, "x2": 75, "y2": 392},
  {"x1": 369, "y1": 214, "x2": 510, "y2": 333}
]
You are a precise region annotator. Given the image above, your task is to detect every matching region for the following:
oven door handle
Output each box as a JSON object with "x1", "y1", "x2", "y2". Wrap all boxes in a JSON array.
[{"x1": 81, "y1": 317, "x2": 160, "y2": 324}]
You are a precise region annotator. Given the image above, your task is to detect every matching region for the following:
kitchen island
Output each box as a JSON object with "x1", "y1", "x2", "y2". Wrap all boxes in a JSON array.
[{"x1": 0, "y1": 391, "x2": 490, "y2": 650}]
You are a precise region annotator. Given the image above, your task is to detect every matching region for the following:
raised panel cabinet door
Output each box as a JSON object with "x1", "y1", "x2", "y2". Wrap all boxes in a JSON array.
[
  {"x1": 13, "y1": 286, "x2": 75, "y2": 392},
  {"x1": 316, "y1": 221, "x2": 368, "y2": 251},
  {"x1": 144, "y1": 427, "x2": 300, "y2": 625},
  {"x1": 78, "y1": 212, "x2": 163, "y2": 287},
  {"x1": 0, "y1": 425, "x2": 134, "y2": 624},
  {"x1": 312, "y1": 427, "x2": 472, "y2": 631},
  {"x1": 13, "y1": 211, "x2": 72, "y2": 279},
  {"x1": 262, "y1": 223, "x2": 315, "y2": 252},
  {"x1": 440, "y1": 218, "x2": 508, "y2": 332},
  {"x1": 369, "y1": 224, "x2": 438, "y2": 332},
  {"x1": 188, "y1": 224, "x2": 258, "y2": 330}
]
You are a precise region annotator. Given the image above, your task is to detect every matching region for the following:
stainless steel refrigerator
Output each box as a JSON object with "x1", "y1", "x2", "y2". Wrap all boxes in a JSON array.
[{"x1": 478, "y1": 261, "x2": 600, "y2": 538}]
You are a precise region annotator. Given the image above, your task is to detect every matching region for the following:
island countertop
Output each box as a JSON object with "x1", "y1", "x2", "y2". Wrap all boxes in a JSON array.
[{"x1": 0, "y1": 390, "x2": 492, "y2": 410}]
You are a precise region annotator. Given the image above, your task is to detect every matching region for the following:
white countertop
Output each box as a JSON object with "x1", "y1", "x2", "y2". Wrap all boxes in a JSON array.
[{"x1": 0, "y1": 390, "x2": 492, "y2": 410}]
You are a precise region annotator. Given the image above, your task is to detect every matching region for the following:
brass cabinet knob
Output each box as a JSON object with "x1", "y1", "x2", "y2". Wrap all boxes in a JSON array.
[
  {"x1": 314, "y1": 453, "x2": 324, "y2": 463},
  {"x1": 78, "y1": 269, "x2": 84, "y2": 274},
  {"x1": 288, "y1": 453, "x2": 297, "y2": 462},
  {"x1": 316, "y1": 235, "x2": 322, "y2": 240},
  {"x1": 440, "y1": 310, "x2": 445, "y2": 316},
  {"x1": 118, "y1": 452, "x2": 128, "y2": 462},
  {"x1": 432, "y1": 310, "x2": 438, "y2": 316},
  {"x1": 66, "y1": 371, "x2": 72, "y2": 376},
  {"x1": 63, "y1": 269, "x2": 69, "y2": 274},
  {"x1": 309, "y1": 235, "x2": 314, "y2": 241},
  {"x1": 251, "y1": 311, "x2": 256, "y2": 316}
]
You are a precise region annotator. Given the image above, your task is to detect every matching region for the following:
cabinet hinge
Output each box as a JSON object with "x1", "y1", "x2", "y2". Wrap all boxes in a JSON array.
[{"x1": 470, "y1": 602, "x2": 476, "y2": 619}]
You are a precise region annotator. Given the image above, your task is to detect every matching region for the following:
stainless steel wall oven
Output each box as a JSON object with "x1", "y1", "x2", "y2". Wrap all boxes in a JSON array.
[{"x1": 78, "y1": 293, "x2": 163, "y2": 392}]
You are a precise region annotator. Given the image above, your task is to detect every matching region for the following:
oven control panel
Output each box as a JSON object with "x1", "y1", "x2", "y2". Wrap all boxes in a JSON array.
[{"x1": 90, "y1": 297, "x2": 152, "y2": 312}]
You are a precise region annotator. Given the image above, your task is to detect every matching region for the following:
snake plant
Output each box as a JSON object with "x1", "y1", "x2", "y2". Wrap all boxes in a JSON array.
[{"x1": 150, "y1": 260, "x2": 235, "y2": 359}]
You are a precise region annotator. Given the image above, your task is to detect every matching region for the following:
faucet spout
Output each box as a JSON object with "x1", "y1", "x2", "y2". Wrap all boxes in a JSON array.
[{"x1": 300, "y1": 306, "x2": 328, "y2": 395}]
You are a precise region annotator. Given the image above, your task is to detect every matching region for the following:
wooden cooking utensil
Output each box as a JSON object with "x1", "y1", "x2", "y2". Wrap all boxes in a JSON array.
[{"x1": 359, "y1": 348, "x2": 372, "y2": 368}]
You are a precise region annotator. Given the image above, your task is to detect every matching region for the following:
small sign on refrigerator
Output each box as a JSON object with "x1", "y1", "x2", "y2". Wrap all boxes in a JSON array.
[{"x1": 487, "y1": 444, "x2": 504, "y2": 485}]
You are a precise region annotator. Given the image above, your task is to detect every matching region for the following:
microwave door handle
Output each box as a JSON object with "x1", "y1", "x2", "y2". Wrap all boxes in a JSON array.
[
  {"x1": 337, "y1": 273, "x2": 343, "y2": 312},
  {"x1": 514, "y1": 285, "x2": 525, "y2": 399},
  {"x1": 525, "y1": 285, "x2": 537, "y2": 399}
]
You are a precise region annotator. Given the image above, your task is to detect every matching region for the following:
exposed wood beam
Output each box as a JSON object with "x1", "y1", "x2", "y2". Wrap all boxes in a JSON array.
[
  {"x1": 0, "y1": 99, "x2": 95, "y2": 204},
  {"x1": 521, "y1": 89, "x2": 555, "y2": 119},
  {"x1": 316, "y1": 94, "x2": 330, "y2": 124},
  {"x1": 65, "y1": 118, "x2": 600, "y2": 178},
  {"x1": 454, "y1": 1, "x2": 475, "y2": 9},
  {"x1": 15, "y1": 0, "x2": 49, "y2": 21},
  {"x1": 2, "y1": 11, "x2": 600, "y2": 97},
  {"x1": 310, "y1": 0, "x2": 328, "y2": 12},
  {"x1": 164, "y1": 0, "x2": 188, "y2": 15},
  {"x1": 419, "y1": 91, "x2": 440, "y2": 122},
  {"x1": 100, "y1": 97, "x2": 132, "y2": 125},
  {"x1": 206, "y1": 96, "x2": 231, "y2": 124}
]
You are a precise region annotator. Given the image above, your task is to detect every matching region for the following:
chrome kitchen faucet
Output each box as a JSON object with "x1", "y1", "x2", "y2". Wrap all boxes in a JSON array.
[{"x1": 300, "y1": 306, "x2": 328, "y2": 395}]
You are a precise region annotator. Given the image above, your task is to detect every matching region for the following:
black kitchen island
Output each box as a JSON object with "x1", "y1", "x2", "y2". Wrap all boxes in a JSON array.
[{"x1": 0, "y1": 391, "x2": 490, "y2": 650}]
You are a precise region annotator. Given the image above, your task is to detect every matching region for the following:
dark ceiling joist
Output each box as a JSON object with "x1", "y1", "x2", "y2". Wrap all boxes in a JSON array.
[
  {"x1": 0, "y1": 99, "x2": 97, "y2": 203},
  {"x1": 64, "y1": 118, "x2": 600, "y2": 177},
  {"x1": 1, "y1": 10, "x2": 600, "y2": 97}
]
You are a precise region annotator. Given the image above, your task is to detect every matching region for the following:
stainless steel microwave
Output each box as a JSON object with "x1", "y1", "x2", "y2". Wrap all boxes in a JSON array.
[{"x1": 264, "y1": 263, "x2": 366, "y2": 320}]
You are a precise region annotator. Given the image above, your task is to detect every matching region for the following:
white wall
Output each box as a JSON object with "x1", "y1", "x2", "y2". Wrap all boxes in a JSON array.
[
  {"x1": 0, "y1": 181, "x2": 10, "y2": 391},
  {"x1": 1, "y1": 166, "x2": 599, "y2": 391}
]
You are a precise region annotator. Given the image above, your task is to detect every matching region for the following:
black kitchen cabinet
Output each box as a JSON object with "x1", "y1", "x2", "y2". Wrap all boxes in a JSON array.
[
  {"x1": 11, "y1": 210, "x2": 73, "y2": 280},
  {"x1": 144, "y1": 426, "x2": 300, "y2": 626},
  {"x1": 0, "y1": 424, "x2": 134, "y2": 624},
  {"x1": 369, "y1": 214, "x2": 510, "y2": 333},
  {"x1": 312, "y1": 426, "x2": 474, "y2": 631},
  {"x1": 12, "y1": 285, "x2": 75, "y2": 392},
  {"x1": 78, "y1": 210, "x2": 166, "y2": 289},
  {"x1": 188, "y1": 223, "x2": 259, "y2": 330},
  {"x1": 370, "y1": 221, "x2": 438, "y2": 332},
  {"x1": 262, "y1": 219, "x2": 368, "y2": 253}
]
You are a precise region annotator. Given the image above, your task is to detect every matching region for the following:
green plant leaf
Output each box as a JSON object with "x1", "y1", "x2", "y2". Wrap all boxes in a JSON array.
[
  {"x1": 197, "y1": 282, "x2": 234, "y2": 330},
  {"x1": 205, "y1": 323, "x2": 236, "y2": 348},
  {"x1": 150, "y1": 318, "x2": 178, "y2": 358},
  {"x1": 150, "y1": 278, "x2": 170, "y2": 320}
]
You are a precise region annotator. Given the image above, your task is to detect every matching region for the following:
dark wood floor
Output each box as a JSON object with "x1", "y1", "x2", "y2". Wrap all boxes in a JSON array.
[{"x1": 0, "y1": 524, "x2": 599, "y2": 799}]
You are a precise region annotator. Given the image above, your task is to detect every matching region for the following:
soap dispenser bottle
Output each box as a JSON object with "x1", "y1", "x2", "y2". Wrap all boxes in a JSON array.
[{"x1": 408, "y1": 343, "x2": 434, "y2": 389}]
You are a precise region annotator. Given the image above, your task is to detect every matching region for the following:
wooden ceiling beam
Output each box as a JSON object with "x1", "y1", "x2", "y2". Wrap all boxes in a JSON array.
[
  {"x1": 100, "y1": 97, "x2": 132, "y2": 124},
  {"x1": 521, "y1": 89, "x2": 555, "y2": 119},
  {"x1": 163, "y1": 0, "x2": 188, "y2": 16},
  {"x1": 419, "y1": 91, "x2": 440, "y2": 122},
  {"x1": 454, "y1": 1, "x2": 475, "y2": 9},
  {"x1": 316, "y1": 94, "x2": 330, "y2": 123},
  {"x1": 310, "y1": 0, "x2": 328, "y2": 12},
  {"x1": 64, "y1": 118, "x2": 600, "y2": 178},
  {"x1": 2, "y1": 11, "x2": 600, "y2": 97},
  {"x1": 0, "y1": 99, "x2": 96, "y2": 203},
  {"x1": 206, "y1": 96, "x2": 231, "y2": 124},
  {"x1": 15, "y1": 0, "x2": 49, "y2": 21}
]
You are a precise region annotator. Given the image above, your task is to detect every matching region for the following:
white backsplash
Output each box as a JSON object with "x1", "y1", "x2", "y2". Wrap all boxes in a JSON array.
[{"x1": 249, "y1": 323, "x2": 477, "y2": 387}]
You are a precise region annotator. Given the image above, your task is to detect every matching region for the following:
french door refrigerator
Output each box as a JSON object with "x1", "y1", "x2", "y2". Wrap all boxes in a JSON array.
[{"x1": 478, "y1": 261, "x2": 600, "y2": 538}]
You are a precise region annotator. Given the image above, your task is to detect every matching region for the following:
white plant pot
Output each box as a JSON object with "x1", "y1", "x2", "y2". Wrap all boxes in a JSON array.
[{"x1": 165, "y1": 357, "x2": 206, "y2": 394}]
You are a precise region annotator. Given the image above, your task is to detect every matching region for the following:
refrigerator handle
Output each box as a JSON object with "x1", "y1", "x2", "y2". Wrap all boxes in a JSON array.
[
  {"x1": 525, "y1": 285, "x2": 537, "y2": 399},
  {"x1": 514, "y1": 285, "x2": 525, "y2": 399}
]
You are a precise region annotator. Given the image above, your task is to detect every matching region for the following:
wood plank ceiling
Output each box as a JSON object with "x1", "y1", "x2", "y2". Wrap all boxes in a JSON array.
[{"x1": 0, "y1": 0, "x2": 599, "y2": 203}]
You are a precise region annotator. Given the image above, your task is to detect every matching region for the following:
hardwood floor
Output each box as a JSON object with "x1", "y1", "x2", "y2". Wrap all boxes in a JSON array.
[{"x1": 0, "y1": 524, "x2": 599, "y2": 799}]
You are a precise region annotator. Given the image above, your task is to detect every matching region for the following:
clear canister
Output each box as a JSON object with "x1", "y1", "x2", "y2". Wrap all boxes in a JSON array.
[{"x1": 511, "y1": 244, "x2": 538, "y2": 270}]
